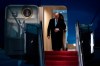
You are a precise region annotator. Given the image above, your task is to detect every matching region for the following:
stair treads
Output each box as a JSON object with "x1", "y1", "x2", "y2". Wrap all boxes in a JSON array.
[
  {"x1": 46, "y1": 65, "x2": 78, "y2": 66},
  {"x1": 45, "y1": 51, "x2": 79, "y2": 66},
  {"x1": 45, "y1": 51, "x2": 78, "y2": 56},
  {"x1": 45, "y1": 55, "x2": 78, "y2": 61},
  {"x1": 45, "y1": 60, "x2": 78, "y2": 65}
]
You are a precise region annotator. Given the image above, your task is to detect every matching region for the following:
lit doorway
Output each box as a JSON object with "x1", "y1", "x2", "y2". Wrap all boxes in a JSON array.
[{"x1": 39, "y1": 6, "x2": 68, "y2": 51}]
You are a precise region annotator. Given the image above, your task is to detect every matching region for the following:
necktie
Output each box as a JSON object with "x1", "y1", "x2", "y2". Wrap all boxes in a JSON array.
[{"x1": 55, "y1": 19, "x2": 57, "y2": 26}]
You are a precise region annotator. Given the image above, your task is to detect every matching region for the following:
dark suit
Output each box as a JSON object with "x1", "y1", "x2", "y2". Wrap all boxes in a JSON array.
[{"x1": 47, "y1": 18, "x2": 66, "y2": 50}]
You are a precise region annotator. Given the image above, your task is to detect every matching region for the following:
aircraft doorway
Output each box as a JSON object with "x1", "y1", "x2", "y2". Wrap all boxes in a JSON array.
[{"x1": 39, "y1": 6, "x2": 68, "y2": 51}]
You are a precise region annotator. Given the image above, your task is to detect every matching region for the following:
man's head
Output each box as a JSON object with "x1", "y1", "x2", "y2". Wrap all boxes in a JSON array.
[{"x1": 54, "y1": 13, "x2": 59, "y2": 19}]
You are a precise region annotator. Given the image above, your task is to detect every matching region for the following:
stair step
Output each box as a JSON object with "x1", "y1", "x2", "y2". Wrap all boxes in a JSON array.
[
  {"x1": 45, "y1": 51, "x2": 78, "y2": 56},
  {"x1": 46, "y1": 65, "x2": 78, "y2": 66},
  {"x1": 45, "y1": 55, "x2": 78, "y2": 61},
  {"x1": 45, "y1": 51, "x2": 79, "y2": 66},
  {"x1": 45, "y1": 60, "x2": 78, "y2": 66}
]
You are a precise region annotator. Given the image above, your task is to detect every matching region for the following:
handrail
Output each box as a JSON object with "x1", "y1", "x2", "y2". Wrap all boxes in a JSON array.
[
  {"x1": 76, "y1": 22, "x2": 83, "y2": 66},
  {"x1": 38, "y1": 23, "x2": 45, "y2": 66}
]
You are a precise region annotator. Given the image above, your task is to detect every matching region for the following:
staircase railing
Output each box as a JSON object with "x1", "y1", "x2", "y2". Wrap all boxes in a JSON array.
[
  {"x1": 76, "y1": 22, "x2": 83, "y2": 66},
  {"x1": 38, "y1": 22, "x2": 45, "y2": 66}
]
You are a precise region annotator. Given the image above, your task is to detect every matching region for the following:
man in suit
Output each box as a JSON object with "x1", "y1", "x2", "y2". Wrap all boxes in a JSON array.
[{"x1": 47, "y1": 13, "x2": 66, "y2": 51}]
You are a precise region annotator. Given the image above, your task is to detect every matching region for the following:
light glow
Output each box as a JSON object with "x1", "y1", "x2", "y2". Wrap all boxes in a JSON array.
[{"x1": 90, "y1": 33, "x2": 94, "y2": 53}]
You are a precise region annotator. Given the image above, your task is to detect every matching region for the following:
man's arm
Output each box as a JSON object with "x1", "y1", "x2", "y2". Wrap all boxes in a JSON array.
[{"x1": 47, "y1": 19, "x2": 51, "y2": 38}]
